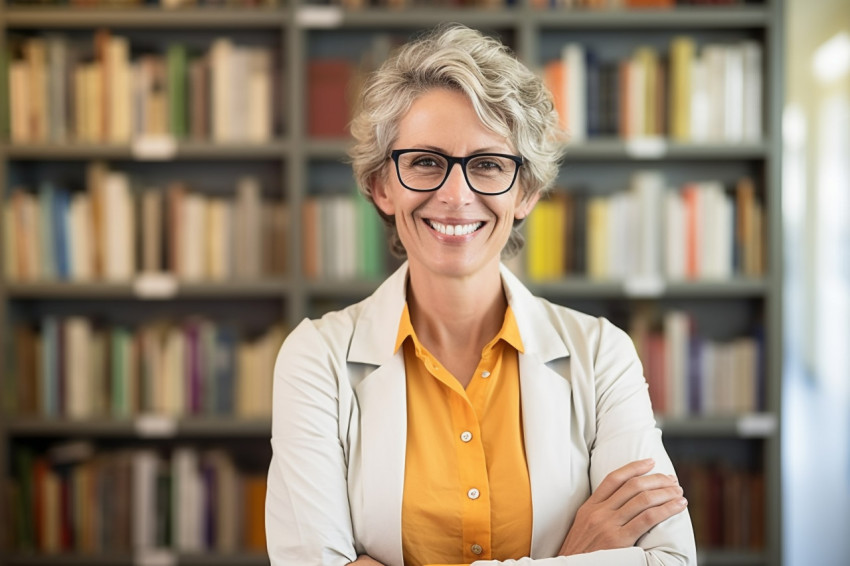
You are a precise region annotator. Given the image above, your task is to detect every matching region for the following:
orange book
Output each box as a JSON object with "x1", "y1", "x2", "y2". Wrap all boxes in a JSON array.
[
  {"x1": 243, "y1": 475, "x2": 267, "y2": 551},
  {"x1": 544, "y1": 60, "x2": 568, "y2": 133},
  {"x1": 682, "y1": 184, "x2": 700, "y2": 279}
]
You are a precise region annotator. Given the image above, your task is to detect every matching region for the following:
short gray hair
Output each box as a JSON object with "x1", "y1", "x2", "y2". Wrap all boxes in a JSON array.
[{"x1": 349, "y1": 23, "x2": 565, "y2": 258}]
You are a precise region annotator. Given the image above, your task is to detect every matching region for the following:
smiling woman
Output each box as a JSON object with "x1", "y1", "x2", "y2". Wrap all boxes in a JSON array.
[{"x1": 265, "y1": 23, "x2": 697, "y2": 566}]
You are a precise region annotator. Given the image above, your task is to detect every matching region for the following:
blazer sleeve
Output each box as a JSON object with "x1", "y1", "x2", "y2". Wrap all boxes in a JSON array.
[
  {"x1": 265, "y1": 319, "x2": 358, "y2": 566},
  {"x1": 469, "y1": 318, "x2": 698, "y2": 566}
]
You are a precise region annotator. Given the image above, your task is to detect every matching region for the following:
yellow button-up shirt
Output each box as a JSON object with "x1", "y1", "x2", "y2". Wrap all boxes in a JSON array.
[{"x1": 396, "y1": 303, "x2": 533, "y2": 566}]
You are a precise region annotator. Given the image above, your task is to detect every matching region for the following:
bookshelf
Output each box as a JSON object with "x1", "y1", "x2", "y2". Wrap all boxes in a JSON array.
[{"x1": 1, "y1": 1, "x2": 784, "y2": 565}]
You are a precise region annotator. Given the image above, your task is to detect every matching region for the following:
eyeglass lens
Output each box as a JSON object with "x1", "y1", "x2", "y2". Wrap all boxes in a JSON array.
[{"x1": 396, "y1": 151, "x2": 518, "y2": 194}]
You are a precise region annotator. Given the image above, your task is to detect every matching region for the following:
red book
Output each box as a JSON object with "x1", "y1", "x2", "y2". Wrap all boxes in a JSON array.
[{"x1": 307, "y1": 59, "x2": 353, "y2": 138}]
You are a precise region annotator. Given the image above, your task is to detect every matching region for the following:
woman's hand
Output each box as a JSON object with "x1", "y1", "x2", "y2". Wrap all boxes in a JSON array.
[
  {"x1": 559, "y1": 458, "x2": 687, "y2": 556},
  {"x1": 347, "y1": 555, "x2": 386, "y2": 566}
]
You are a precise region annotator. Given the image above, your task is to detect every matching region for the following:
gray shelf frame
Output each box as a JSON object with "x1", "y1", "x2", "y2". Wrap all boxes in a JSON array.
[{"x1": 0, "y1": 1, "x2": 785, "y2": 564}]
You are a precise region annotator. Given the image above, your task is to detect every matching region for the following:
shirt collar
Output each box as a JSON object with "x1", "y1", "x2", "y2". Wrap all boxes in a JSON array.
[{"x1": 393, "y1": 302, "x2": 524, "y2": 355}]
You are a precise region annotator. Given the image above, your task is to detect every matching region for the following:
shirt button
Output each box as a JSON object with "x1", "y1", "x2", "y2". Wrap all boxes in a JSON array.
[
  {"x1": 481, "y1": 370, "x2": 491, "y2": 378},
  {"x1": 471, "y1": 544, "x2": 483, "y2": 555},
  {"x1": 467, "y1": 488, "x2": 480, "y2": 500},
  {"x1": 460, "y1": 431, "x2": 473, "y2": 442}
]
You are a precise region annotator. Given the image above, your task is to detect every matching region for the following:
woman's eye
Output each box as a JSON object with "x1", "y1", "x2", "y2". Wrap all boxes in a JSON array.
[{"x1": 473, "y1": 160, "x2": 503, "y2": 171}]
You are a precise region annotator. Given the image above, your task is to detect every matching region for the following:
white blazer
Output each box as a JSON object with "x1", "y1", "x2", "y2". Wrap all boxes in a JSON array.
[{"x1": 266, "y1": 263, "x2": 697, "y2": 566}]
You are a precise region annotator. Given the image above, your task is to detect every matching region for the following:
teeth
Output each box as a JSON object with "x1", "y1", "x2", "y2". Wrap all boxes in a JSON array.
[{"x1": 429, "y1": 220, "x2": 482, "y2": 236}]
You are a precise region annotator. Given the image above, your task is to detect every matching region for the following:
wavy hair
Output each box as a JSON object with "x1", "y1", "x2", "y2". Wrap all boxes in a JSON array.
[{"x1": 349, "y1": 23, "x2": 566, "y2": 258}]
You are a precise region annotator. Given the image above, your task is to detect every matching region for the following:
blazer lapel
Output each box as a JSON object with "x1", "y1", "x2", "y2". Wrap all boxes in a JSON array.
[
  {"x1": 501, "y1": 265, "x2": 575, "y2": 558},
  {"x1": 353, "y1": 353, "x2": 407, "y2": 566},
  {"x1": 519, "y1": 353, "x2": 574, "y2": 558},
  {"x1": 348, "y1": 263, "x2": 410, "y2": 566}
]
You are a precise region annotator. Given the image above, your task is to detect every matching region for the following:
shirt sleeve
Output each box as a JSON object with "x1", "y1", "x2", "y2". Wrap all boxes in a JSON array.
[{"x1": 265, "y1": 319, "x2": 358, "y2": 566}]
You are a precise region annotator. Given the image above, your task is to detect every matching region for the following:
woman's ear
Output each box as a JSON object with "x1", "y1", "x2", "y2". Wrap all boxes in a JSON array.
[
  {"x1": 370, "y1": 175, "x2": 396, "y2": 216},
  {"x1": 514, "y1": 190, "x2": 540, "y2": 220}
]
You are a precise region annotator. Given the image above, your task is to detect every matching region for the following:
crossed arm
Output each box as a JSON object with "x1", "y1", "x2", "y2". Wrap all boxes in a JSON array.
[{"x1": 348, "y1": 458, "x2": 687, "y2": 566}]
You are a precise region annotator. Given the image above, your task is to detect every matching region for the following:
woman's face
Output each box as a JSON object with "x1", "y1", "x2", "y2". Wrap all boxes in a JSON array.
[{"x1": 372, "y1": 88, "x2": 538, "y2": 282}]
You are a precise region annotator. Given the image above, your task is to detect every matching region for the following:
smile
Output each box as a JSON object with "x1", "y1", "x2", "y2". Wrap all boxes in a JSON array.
[{"x1": 425, "y1": 219, "x2": 484, "y2": 236}]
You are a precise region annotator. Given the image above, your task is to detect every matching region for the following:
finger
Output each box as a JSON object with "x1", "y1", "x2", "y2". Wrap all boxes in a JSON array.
[
  {"x1": 620, "y1": 495, "x2": 689, "y2": 543},
  {"x1": 615, "y1": 484, "x2": 684, "y2": 525},
  {"x1": 606, "y1": 473, "x2": 679, "y2": 510},
  {"x1": 590, "y1": 459, "x2": 656, "y2": 502}
]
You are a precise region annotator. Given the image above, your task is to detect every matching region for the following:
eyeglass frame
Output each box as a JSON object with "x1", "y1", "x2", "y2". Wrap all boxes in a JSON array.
[{"x1": 388, "y1": 148, "x2": 525, "y2": 196}]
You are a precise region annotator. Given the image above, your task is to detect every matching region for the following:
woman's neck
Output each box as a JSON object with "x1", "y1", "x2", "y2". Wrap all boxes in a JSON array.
[{"x1": 405, "y1": 261, "x2": 507, "y2": 357}]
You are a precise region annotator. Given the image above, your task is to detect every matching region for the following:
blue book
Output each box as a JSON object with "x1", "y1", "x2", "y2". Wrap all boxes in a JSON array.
[{"x1": 52, "y1": 187, "x2": 71, "y2": 280}]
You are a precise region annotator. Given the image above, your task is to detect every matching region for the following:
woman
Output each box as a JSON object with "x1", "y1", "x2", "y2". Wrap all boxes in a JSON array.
[{"x1": 266, "y1": 24, "x2": 696, "y2": 566}]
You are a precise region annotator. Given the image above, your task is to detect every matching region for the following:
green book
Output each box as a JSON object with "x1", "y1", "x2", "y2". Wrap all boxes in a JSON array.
[
  {"x1": 167, "y1": 44, "x2": 188, "y2": 139},
  {"x1": 356, "y1": 193, "x2": 385, "y2": 280}
]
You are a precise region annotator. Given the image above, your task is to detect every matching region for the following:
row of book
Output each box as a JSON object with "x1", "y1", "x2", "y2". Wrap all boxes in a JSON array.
[
  {"x1": 677, "y1": 461, "x2": 765, "y2": 550},
  {"x1": 8, "y1": 443, "x2": 268, "y2": 554},
  {"x1": 4, "y1": 164, "x2": 286, "y2": 282},
  {"x1": 302, "y1": 193, "x2": 388, "y2": 280},
  {"x1": 629, "y1": 309, "x2": 764, "y2": 416},
  {"x1": 7, "y1": 32, "x2": 277, "y2": 144},
  {"x1": 525, "y1": 173, "x2": 765, "y2": 281},
  {"x1": 7, "y1": 317, "x2": 285, "y2": 419},
  {"x1": 544, "y1": 37, "x2": 762, "y2": 142}
]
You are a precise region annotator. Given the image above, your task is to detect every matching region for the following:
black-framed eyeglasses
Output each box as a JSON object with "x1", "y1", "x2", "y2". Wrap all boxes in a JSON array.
[{"x1": 389, "y1": 149, "x2": 524, "y2": 196}]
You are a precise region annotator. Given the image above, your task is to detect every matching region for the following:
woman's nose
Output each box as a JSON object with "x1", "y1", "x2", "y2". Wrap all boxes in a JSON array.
[{"x1": 438, "y1": 163, "x2": 475, "y2": 207}]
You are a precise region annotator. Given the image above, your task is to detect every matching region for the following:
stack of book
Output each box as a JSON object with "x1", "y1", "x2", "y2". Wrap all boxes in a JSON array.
[
  {"x1": 7, "y1": 318, "x2": 286, "y2": 419},
  {"x1": 7, "y1": 32, "x2": 277, "y2": 144},
  {"x1": 524, "y1": 173, "x2": 765, "y2": 281},
  {"x1": 544, "y1": 36, "x2": 762, "y2": 142},
  {"x1": 4, "y1": 163, "x2": 287, "y2": 282},
  {"x1": 8, "y1": 442, "x2": 268, "y2": 555},
  {"x1": 301, "y1": 193, "x2": 387, "y2": 281}
]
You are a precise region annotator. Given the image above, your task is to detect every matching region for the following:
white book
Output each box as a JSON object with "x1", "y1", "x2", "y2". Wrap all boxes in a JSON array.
[
  {"x1": 627, "y1": 58, "x2": 645, "y2": 140},
  {"x1": 562, "y1": 43, "x2": 586, "y2": 142},
  {"x1": 69, "y1": 193, "x2": 93, "y2": 281},
  {"x1": 703, "y1": 45, "x2": 726, "y2": 142},
  {"x1": 338, "y1": 196, "x2": 358, "y2": 279},
  {"x1": 64, "y1": 317, "x2": 92, "y2": 419},
  {"x1": 46, "y1": 35, "x2": 68, "y2": 142},
  {"x1": 181, "y1": 192, "x2": 206, "y2": 280},
  {"x1": 103, "y1": 172, "x2": 135, "y2": 280},
  {"x1": 108, "y1": 36, "x2": 133, "y2": 143},
  {"x1": 742, "y1": 41, "x2": 763, "y2": 142},
  {"x1": 631, "y1": 171, "x2": 663, "y2": 281},
  {"x1": 132, "y1": 450, "x2": 159, "y2": 550},
  {"x1": 229, "y1": 47, "x2": 249, "y2": 142},
  {"x1": 723, "y1": 44, "x2": 745, "y2": 142},
  {"x1": 718, "y1": 188, "x2": 734, "y2": 280},
  {"x1": 210, "y1": 38, "x2": 234, "y2": 143},
  {"x1": 690, "y1": 56, "x2": 710, "y2": 142},
  {"x1": 664, "y1": 310, "x2": 690, "y2": 417},
  {"x1": 664, "y1": 190, "x2": 686, "y2": 280},
  {"x1": 248, "y1": 49, "x2": 272, "y2": 142}
]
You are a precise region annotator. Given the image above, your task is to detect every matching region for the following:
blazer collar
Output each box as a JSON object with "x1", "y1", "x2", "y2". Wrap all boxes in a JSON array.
[{"x1": 347, "y1": 262, "x2": 571, "y2": 366}]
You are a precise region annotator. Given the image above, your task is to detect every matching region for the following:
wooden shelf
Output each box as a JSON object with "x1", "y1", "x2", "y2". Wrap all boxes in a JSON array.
[
  {"x1": 1, "y1": 140, "x2": 290, "y2": 160},
  {"x1": 303, "y1": 138, "x2": 769, "y2": 161},
  {"x1": 5, "y1": 417, "x2": 271, "y2": 438},
  {"x1": 5, "y1": 278, "x2": 292, "y2": 299},
  {"x1": 3, "y1": 7, "x2": 288, "y2": 28}
]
